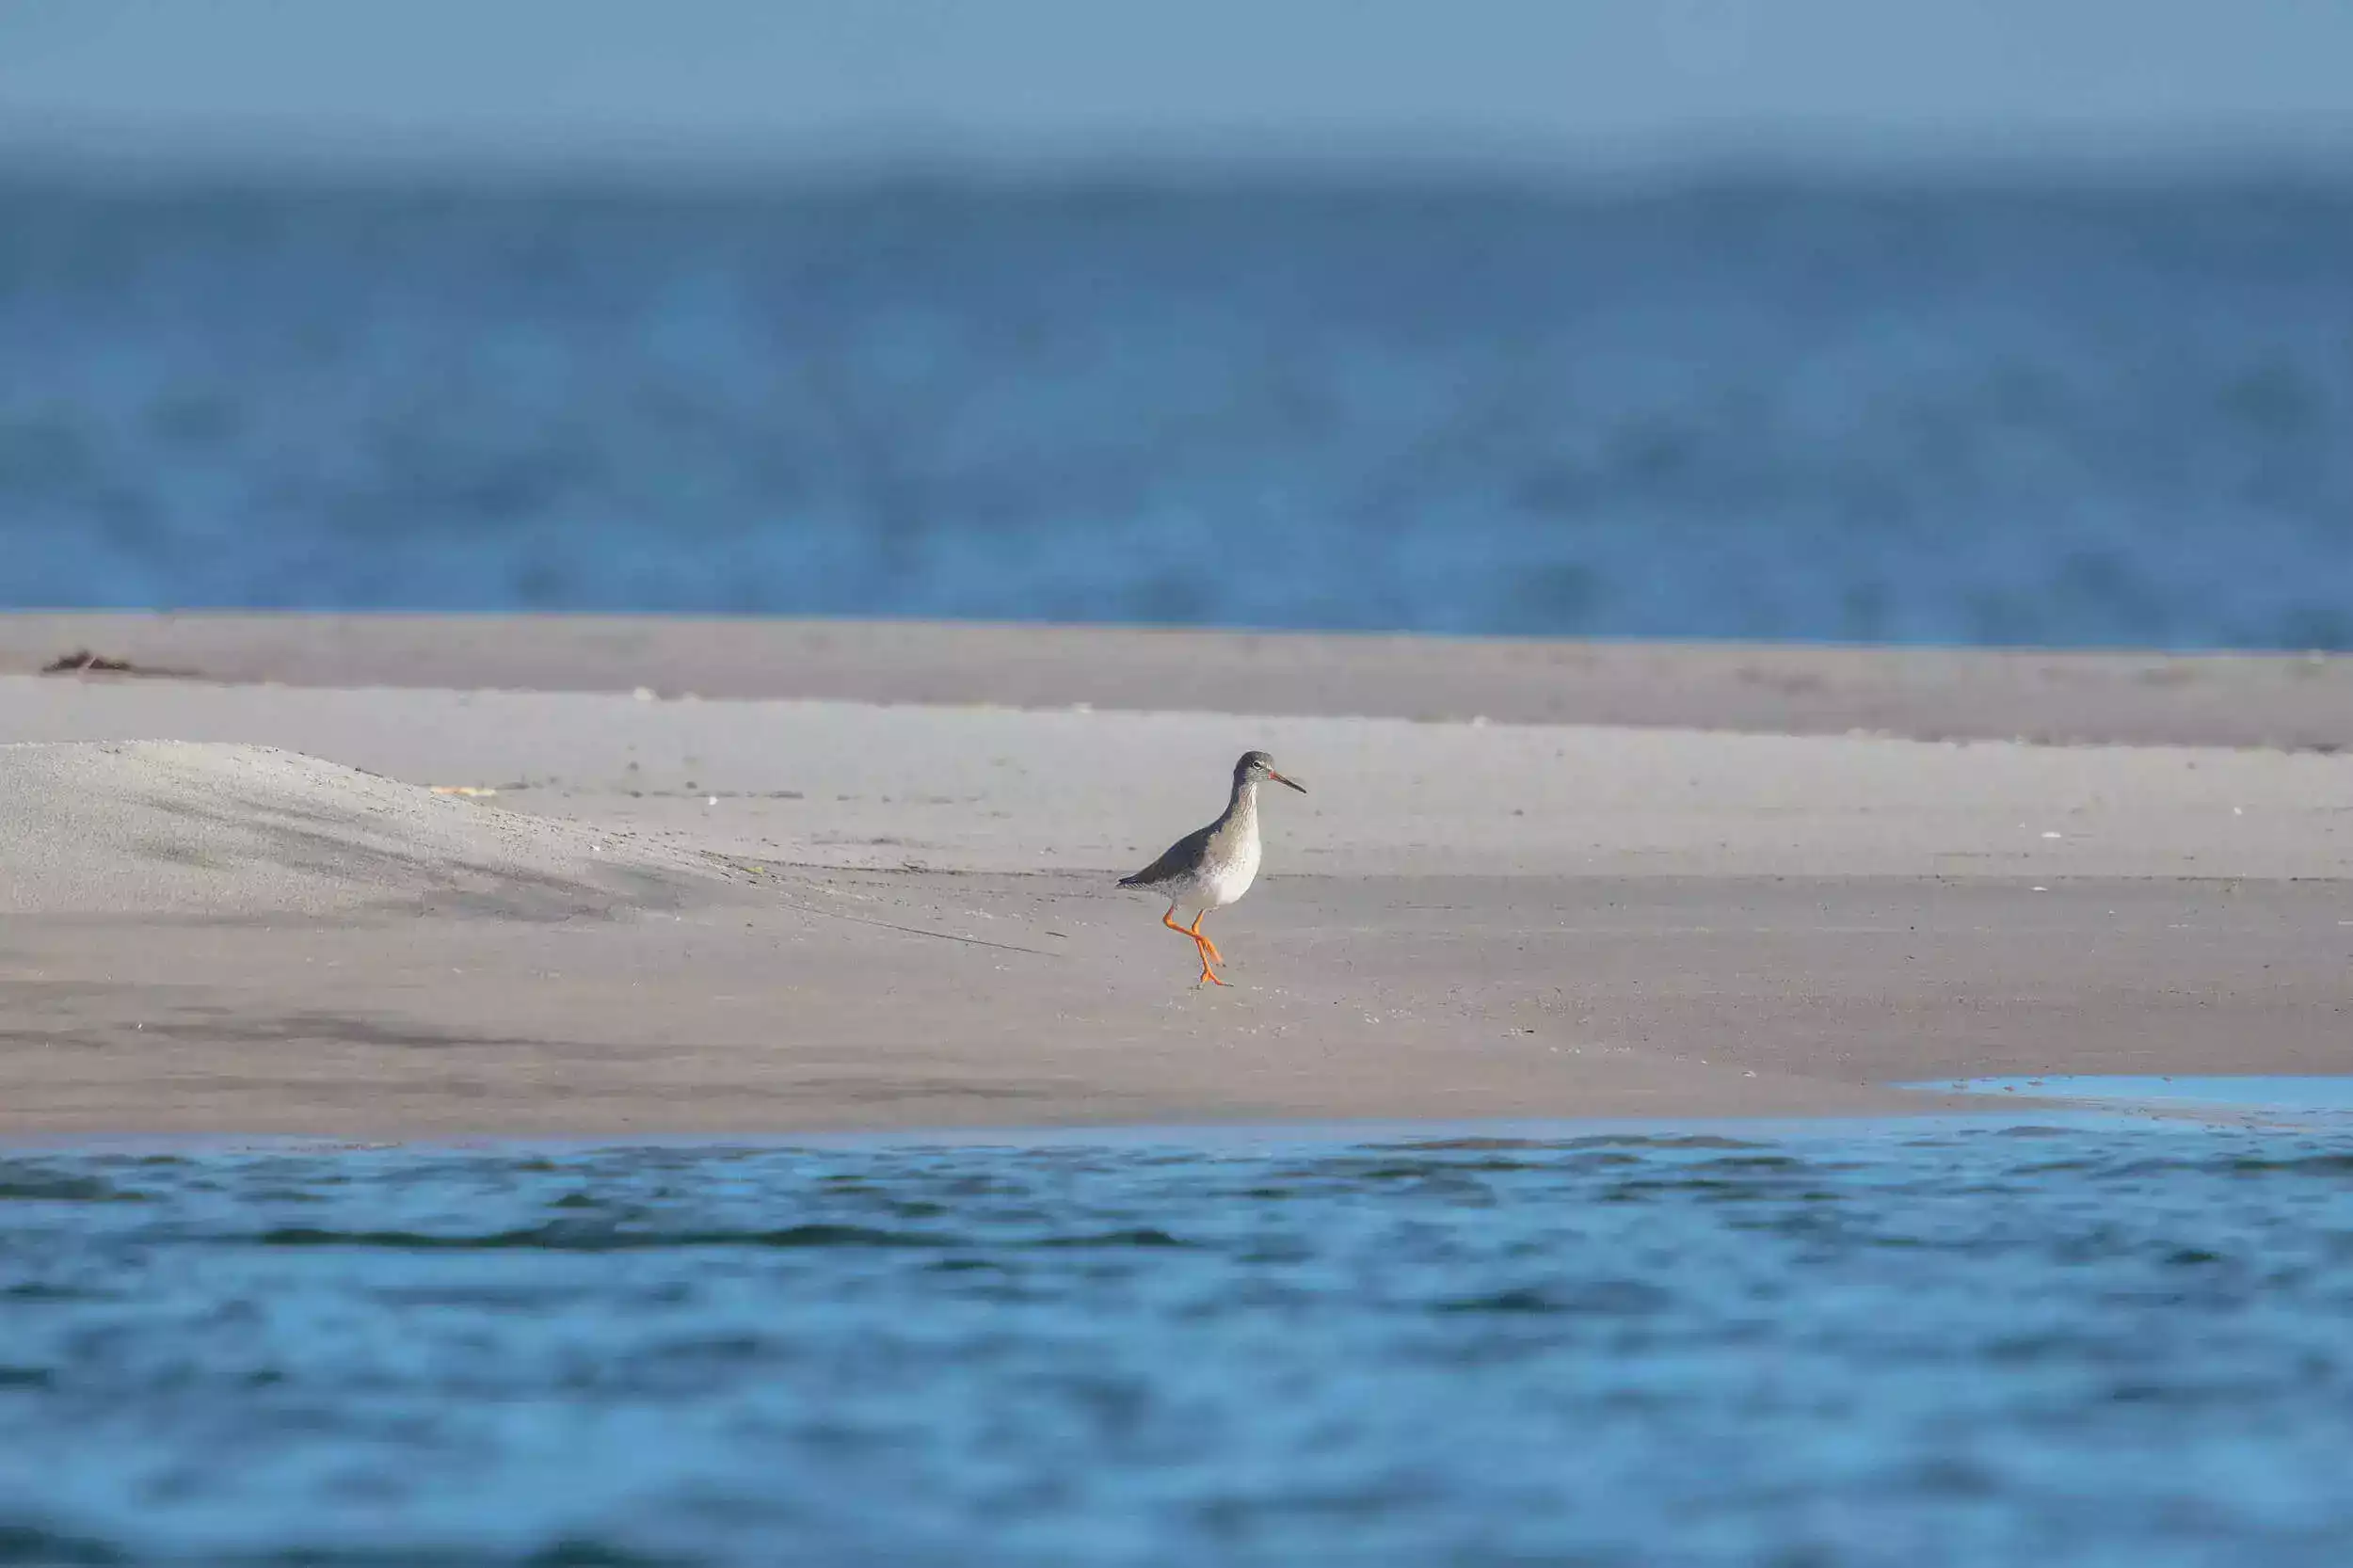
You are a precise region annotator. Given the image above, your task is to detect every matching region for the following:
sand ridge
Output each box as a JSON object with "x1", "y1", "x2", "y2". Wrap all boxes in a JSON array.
[
  {"x1": 5, "y1": 679, "x2": 2349, "y2": 881},
  {"x1": 0, "y1": 740, "x2": 731, "y2": 920}
]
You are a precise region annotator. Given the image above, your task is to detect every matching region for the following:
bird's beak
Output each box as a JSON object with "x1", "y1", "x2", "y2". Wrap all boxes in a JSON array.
[{"x1": 1273, "y1": 771, "x2": 1306, "y2": 793}]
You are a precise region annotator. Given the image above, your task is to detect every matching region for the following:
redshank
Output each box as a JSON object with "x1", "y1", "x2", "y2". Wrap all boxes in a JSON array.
[{"x1": 1118, "y1": 750, "x2": 1306, "y2": 986}]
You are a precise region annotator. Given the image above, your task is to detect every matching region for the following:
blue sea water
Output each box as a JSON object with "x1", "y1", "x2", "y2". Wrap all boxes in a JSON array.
[
  {"x1": 1933, "y1": 1077, "x2": 2353, "y2": 1119},
  {"x1": 7, "y1": 1118, "x2": 2353, "y2": 1566},
  {"x1": 3, "y1": 176, "x2": 2350, "y2": 646}
]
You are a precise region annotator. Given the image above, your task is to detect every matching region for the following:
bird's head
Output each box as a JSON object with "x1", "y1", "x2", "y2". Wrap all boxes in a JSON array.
[{"x1": 1236, "y1": 750, "x2": 1306, "y2": 793}]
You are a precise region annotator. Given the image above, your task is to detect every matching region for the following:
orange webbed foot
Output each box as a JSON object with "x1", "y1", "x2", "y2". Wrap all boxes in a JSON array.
[{"x1": 1191, "y1": 934, "x2": 1230, "y2": 986}]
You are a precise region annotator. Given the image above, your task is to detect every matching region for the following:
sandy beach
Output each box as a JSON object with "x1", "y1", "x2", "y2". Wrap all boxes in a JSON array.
[{"x1": 2, "y1": 613, "x2": 2346, "y2": 1137}]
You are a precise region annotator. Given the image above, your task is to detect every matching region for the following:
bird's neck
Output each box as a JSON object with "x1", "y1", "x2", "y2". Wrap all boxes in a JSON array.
[{"x1": 1222, "y1": 777, "x2": 1260, "y2": 833}]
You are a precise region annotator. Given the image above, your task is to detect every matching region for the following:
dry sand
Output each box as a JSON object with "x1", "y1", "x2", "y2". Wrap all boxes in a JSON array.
[{"x1": 1, "y1": 615, "x2": 2346, "y2": 1137}]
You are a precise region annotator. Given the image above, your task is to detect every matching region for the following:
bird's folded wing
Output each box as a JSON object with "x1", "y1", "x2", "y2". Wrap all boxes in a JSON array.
[{"x1": 1118, "y1": 824, "x2": 1215, "y2": 888}]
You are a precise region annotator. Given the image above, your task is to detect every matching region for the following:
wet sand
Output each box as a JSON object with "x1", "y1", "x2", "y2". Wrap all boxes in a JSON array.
[
  {"x1": 5, "y1": 610, "x2": 2351, "y2": 747},
  {"x1": 2, "y1": 615, "x2": 2347, "y2": 1136}
]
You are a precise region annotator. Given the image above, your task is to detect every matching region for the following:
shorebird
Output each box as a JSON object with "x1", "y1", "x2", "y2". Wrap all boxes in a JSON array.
[{"x1": 1118, "y1": 751, "x2": 1306, "y2": 987}]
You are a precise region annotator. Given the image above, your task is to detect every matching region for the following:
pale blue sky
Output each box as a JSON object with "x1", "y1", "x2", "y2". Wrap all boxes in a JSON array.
[{"x1": 5, "y1": 0, "x2": 2351, "y2": 173}]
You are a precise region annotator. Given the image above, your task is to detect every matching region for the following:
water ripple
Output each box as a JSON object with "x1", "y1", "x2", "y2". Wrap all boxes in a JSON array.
[{"x1": 3, "y1": 1123, "x2": 2353, "y2": 1564}]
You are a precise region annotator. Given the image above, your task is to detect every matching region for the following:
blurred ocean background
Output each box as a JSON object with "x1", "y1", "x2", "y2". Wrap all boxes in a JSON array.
[{"x1": 4, "y1": 1, "x2": 2351, "y2": 646}]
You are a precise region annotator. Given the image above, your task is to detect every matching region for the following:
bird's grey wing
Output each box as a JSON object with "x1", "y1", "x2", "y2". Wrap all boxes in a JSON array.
[{"x1": 1117, "y1": 824, "x2": 1214, "y2": 887}]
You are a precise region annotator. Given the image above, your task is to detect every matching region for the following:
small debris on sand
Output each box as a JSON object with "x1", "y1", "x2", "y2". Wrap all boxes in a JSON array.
[{"x1": 39, "y1": 649, "x2": 198, "y2": 679}]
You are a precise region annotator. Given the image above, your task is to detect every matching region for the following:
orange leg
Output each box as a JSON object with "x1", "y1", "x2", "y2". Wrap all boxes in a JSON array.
[
  {"x1": 1162, "y1": 904, "x2": 1229, "y2": 986},
  {"x1": 1187, "y1": 911, "x2": 1226, "y2": 967}
]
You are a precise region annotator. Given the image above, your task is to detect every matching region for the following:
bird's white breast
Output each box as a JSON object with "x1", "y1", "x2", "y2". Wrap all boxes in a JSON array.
[{"x1": 1204, "y1": 831, "x2": 1261, "y2": 908}]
